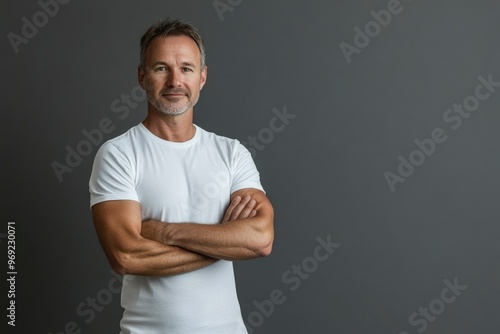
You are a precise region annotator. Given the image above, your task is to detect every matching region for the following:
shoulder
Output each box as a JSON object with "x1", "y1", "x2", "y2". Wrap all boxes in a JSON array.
[
  {"x1": 90, "y1": 126, "x2": 143, "y2": 181},
  {"x1": 106, "y1": 123, "x2": 143, "y2": 146},
  {"x1": 195, "y1": 125, "x2": 244, "y2": 153},
  {"x1": 96, "y1": 124, "x2": 144, "y2": 156}
]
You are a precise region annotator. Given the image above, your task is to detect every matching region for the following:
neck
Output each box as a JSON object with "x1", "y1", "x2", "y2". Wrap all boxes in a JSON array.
[{"x1": 142, "y1": 108, "x2": 195, "y2": 142}]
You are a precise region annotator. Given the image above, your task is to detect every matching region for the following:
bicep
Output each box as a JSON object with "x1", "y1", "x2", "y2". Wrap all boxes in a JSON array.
[
  {"x1": 91, "y1": 200, "x2": 142, "y2": 268},
  {"x1": 230, "y1": 188, "x2": 274, "y2": 256}
]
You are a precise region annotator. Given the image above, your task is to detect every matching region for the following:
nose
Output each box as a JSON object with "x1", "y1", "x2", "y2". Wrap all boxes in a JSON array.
[{"x1": 167, "y1": 69, "x2": 181, "y2": 87}]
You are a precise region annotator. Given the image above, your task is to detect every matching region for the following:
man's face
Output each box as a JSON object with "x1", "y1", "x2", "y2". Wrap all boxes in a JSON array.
[{"x1": 139, "y1": 35, "x2": 207, "y2": 116}]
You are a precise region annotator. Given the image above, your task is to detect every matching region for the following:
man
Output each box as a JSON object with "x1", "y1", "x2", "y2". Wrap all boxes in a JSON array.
[{"x1": 89, "y1": 19, "x2": 274, "y2": 333}]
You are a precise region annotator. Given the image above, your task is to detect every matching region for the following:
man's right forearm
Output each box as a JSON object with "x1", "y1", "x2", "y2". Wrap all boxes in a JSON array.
[
  {"x1": 114, "y1": 236, "x2": 217, "y2": 276},
  {"x1": 91, "y1": 200, "x2": 217, "y2": 277}
]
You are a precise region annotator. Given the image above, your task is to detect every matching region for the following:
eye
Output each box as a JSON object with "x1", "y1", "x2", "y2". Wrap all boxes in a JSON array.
[
  {"x1": 155, "y1": 66, "x2": 167, "y2": 72},
  {"x1": 182, "y1": 67, "x2": 193, "y2": 72}
]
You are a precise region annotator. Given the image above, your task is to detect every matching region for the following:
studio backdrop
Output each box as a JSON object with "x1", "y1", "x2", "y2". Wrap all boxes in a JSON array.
[{"x1": 3, "y1": 0, "x2": 500, "y2": 333}]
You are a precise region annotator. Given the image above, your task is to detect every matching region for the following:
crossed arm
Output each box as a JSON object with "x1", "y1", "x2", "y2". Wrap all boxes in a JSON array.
[{"x1": 91, "y1": 188, "x2": 274, "y2": 276}]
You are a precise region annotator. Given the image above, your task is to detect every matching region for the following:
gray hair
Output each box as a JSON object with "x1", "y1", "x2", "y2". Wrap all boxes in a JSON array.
[{"x1": 139, "y1": 18, "x2": 206, "y2": 69}]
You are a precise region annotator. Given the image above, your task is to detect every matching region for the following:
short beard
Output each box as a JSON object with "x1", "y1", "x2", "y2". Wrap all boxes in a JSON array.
[
  {"x1": 147, "y1": 95, "x2": 189, "y2": 116},
  {"x1": 146, "y1": 90, "x2": 199, "y2": 117}
]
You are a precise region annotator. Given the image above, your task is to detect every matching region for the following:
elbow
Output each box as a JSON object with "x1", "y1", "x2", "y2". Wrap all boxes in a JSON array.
[
  {"x1": 255, "y1": 231, "x2": 274, "y2": 257},
  {"x1": 257, "y1": 242, "x2": 273, "y2": 257},
  {"x1": 106, "y1": 235, "x2": 146, "y2": 275},
  {"x1": 111, "y1": 265, "x2": 127, "y2": 276},
  {"x1": 110, "y1": 252, "x2": 135, "y2": 276},
  {"x1": 254, "y1": 217, "x2": 274, "y2": 257}
]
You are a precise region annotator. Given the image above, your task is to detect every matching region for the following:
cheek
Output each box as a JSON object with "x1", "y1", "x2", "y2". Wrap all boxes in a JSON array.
[
  {"x1": 189, "y1": 78, "x2": 203, "y2": 91},
  {"x1": 145, "y1": 77, "x2": 163, "y2": 92}
]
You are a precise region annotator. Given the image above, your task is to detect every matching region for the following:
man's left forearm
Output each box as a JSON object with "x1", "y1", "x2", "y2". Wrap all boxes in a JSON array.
[{"x1": 143, "y1": 216, "x2": 273, "y2": 261}]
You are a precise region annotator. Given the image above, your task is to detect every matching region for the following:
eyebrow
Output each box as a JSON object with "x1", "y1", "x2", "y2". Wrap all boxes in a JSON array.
[
  {"x1": 152, "y1": 61, "x2": 197, "y2": 68},
  {"x1": 180, "y1": 61, "x2": 197, "y2": 68}
]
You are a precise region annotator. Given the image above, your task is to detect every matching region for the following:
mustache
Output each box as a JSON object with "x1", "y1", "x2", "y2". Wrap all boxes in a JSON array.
[{"x1": 161, "y1": 89, "x2": 188, "y2": 95}]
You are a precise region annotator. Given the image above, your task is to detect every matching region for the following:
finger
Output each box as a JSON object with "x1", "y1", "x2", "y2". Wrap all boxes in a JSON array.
[
  {"x1": 238, "y1": 199, "x2": 256, "y2": 220},
  {"x1": 249, "y1": 209, "x2": 257, "y2": 218},
  {"x1": 229, "y1": 195, "x2": 252, "y2": 221},
  {"x1": 222, "y1": 196, "x2": 241, "y2": 223}
]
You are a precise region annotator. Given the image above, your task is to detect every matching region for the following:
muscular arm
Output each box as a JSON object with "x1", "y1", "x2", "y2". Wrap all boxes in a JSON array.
[
  {"x1": 141, "y1": 188, "x2": 274, "y2": 261},
  {"x1": 92, "y1": 200, "x2": 217, "y2": 276}
]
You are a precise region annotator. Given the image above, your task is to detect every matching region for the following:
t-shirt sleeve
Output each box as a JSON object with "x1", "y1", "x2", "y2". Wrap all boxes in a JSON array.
[
  {"x1": 230, "y1": 141, "x2": 265, "y2": 194},
  {"x1": 89, "y1": 141, "x2": 139, "y2": 208}
]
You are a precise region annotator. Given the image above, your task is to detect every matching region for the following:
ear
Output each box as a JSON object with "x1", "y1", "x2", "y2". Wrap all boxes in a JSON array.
[
  {"x1": 199, "y1": 66, "x2": 207, "y2": 90},
  {"x1": 138, "y1": 66, "x2": 146, "y2": 89}
]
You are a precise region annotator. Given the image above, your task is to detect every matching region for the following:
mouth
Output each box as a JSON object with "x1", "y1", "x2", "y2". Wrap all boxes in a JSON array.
[
  {"x1": 162, "y1": 89, "x2": 187, "y2": 96},
  {"x1": 162, "y1": 93, "x2": 186, "y2": 101}
]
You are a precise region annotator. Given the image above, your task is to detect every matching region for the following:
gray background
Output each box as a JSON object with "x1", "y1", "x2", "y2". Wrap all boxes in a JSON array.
[{"x1": 3, "y1": 0, "x2": 500, "y2": 333}]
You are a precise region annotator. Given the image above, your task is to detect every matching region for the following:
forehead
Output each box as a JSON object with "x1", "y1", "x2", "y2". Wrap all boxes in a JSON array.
[{"x1": 145, "y1": 35, "x2": 201, "y2": 65}]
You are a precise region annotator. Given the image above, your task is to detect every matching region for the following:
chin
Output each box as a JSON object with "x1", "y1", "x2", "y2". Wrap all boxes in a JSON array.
[{"x1": 158, "y1": 107, "x2": 189, "y2": 116}]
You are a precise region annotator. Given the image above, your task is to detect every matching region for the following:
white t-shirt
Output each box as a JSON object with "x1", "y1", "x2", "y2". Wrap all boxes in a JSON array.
[{"x1": 89, "y1": 123, "x2": 264, "y2": 334}]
